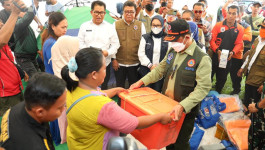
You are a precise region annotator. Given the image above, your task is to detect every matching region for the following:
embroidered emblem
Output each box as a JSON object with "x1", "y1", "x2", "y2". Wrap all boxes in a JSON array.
[
  {"x1": 187, "y1": 59, "x2": 195, "y2": 67},
  {"x1": 134, "y1": 25, "x2": 138, "y2": 30},
  {"x1": 185, "y1": 67, "x2": 195, "y2": 71},
  {"x1": 251, "y1": 44, "x2": 255, "y2": 49},
  {"x1": 166, "y1": 52, "x2": 174, "y2": 64},
  {"x1": 234, "y1": 28, "x2": 238, "y2": 33},
  {"x1": 221, "y1": 27, "x2": 225, "y2": 32}
]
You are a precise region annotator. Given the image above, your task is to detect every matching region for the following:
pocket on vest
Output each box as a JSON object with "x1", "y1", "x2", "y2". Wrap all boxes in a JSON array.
[
  {"x1": 117, "y1": 29, "x2": 126, "y2": 41},
  {"x1": 181, "y1": 70, "x2": 196, "y2": 87}
]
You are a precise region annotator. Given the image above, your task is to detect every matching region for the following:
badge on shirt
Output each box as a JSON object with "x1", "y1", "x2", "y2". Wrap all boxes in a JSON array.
[
  {"x1": 185, "y1": 59, "x2": 195, "y2": 71},
  {"x1": 221, "y1": 27, "x2": 225, "y2": 32},
  {"x1": 234, "y1": 28, "x2": 238, "y2": 33},
  {"x1": 166, "y1": 52, "x2": 174, "y2": 64},
  {"x1": 86, "y1": 30, "x2": 92, "y2": 32},
  {"x1": 134, "y1": 25, "x2": 138, "y2": 30}
]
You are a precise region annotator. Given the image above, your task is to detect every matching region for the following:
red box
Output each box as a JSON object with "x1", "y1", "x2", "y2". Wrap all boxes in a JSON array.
[{"x1": 119, "y1": 87, "x2": 185, "y2": 149}]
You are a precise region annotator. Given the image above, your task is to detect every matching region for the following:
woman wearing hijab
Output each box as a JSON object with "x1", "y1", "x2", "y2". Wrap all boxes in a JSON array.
[
  {"x1": 50, "y1": 35, "x2": 79, "y2": 144},
  {"x1": 138, "y1": 15, "x2": 168, "y2": 92}
]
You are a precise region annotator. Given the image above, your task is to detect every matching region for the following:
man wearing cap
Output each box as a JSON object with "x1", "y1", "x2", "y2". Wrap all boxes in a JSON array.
[
  {"x1": 243, "y1": 1, "x2": 263, "y2": 51},
  {"x1": 130, "y1": 19, "x2": 212, "y2": 150},
  {"x1": 238, "y1": 19, "x2": 265, "y2": 109},
  {"x1": 210, "y1": 5, "x2": 244, "y2": 94}
]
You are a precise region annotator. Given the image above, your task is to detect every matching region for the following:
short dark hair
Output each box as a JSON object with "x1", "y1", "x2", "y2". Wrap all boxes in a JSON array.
[
  {"x1": 123, "y1": 1, "x2": 137, "y2": 11},
  {"x1": 182, "y1": 10, "x2": 195, "y2": 19},
  {"x1": 193, "y1": 2, "x2": 205, "y2": 9},
  {"x1": 24, "y1": 73, "x2": 66, "y2": 110},
  {"x1": 228, "y1": 5, "x2": 239, "y2": 15},
  {"x1": 61, "y1": 47, "x2": 104, "y2": 92},
  {"x1": 91, "y1": 0, "x2": 106, "y2": 10},
  {"x1": 198, "y1": 0, "x2": 208, "y2": 7}
]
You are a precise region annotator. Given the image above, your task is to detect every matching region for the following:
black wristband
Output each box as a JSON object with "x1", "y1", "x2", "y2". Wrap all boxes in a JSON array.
[{"x1": 255, "y1": 102, "x2": 260, "y2": 110}]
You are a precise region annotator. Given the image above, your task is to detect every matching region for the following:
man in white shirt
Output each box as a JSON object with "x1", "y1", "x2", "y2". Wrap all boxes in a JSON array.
[
  {"x1": 78, "y1": 0, "x2": 120, "y2": 90},
  {"x1": 238, "y1": 19, "x2": 265, "y2": 107},
  {"x1": 113, "y1": 1, "x2": 146, "y2": 88}
]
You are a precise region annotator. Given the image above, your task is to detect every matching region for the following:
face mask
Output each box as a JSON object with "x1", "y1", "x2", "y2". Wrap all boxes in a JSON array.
[
  {"x1": 146, "y1": 4, "x2": 154, "y2": 11},
  {"x1": 151, "y1": 27, "x2": 163, "y2": 34},
  {"x1": 170, "y1": 36, "x2": 187, "y2": 52},
  {"x1": 260, "y1": 28, "x2": 265, "y2": 38}
]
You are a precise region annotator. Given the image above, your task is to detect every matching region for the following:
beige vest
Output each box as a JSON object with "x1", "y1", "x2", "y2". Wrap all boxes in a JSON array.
[
  {"x1": 139, "y1": 11, "x2": 151, "y2": 33},
  {"x1": 115, "y1": 20, "x2": 142, "y2": 65},
  {"x1": 244, "y1": 38, "x2": 265, "y2": 87}
]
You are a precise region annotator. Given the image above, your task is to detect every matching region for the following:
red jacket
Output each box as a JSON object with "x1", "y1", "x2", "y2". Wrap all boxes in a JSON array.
[{"x1": 0, "y1": 45, "x2": 22, "y2": 97}]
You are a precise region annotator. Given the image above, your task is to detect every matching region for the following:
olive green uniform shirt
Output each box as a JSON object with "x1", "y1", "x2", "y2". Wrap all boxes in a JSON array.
[{"x1": 141, "y1": 41, "x2": 212, "y2": 113}]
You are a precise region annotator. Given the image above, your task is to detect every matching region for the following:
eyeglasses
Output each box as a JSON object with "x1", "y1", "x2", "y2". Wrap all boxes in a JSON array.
[
  {"x1": 93, "y1": 11, "x2": 106, "y2": 16},
  {"x1": 193, "y1": 10, "x2": 203, "y2": 14},
  {"x1": 124, "y1": 11, "x2": 135, "y2": 15},
  {"x1": 152, "y1": 24, "x2": 162, "y2": 28}
]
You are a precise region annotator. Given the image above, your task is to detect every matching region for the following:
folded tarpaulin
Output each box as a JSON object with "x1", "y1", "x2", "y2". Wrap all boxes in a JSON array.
[
  {"x1": 220, "y1": 97, "x2": 240, "y2": 113},
  {"x1": 224, "y1": 119, "x2": 251, "y2": 150}
]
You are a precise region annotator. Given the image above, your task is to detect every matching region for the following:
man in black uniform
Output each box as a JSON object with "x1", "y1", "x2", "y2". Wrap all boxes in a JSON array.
[{"x1": 0, "y1": 73, "x2": 66, "y2": 150}]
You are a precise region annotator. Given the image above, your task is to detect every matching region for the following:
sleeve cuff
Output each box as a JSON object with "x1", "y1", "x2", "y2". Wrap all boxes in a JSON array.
[{"x1": 179, "y1": 101, "x2": 190, "y2": 113}]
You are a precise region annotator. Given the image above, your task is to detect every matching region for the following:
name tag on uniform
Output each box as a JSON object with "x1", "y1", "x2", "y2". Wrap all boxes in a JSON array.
[{"x1": 86, "y1": 30, "x2": 92, "y2": 32}]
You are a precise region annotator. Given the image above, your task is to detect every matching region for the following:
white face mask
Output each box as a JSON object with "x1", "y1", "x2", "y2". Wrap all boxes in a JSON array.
[
  {"x1": 170, "y1": 36, "x2": 187, "y2": 52},
  {"x1": 151, "y1": 27, "x2": 163, "y2": 34}
]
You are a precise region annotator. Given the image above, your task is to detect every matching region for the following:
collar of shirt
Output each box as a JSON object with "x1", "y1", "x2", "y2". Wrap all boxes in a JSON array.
[
  {"x1": 180, "y1": 40, "x2": 196, "y2": 56},
  {"x1": 21, "y1": 102, "x2": 49, "y2": 139},
  {"x1": 143, "y1": 10, "x2": 157, "y2": 18},
  {"x1": 89, "y1": 20, "x2": 107, "y2": 26},
  {"x1": 223, "y1": 19, "x2": 237, "y2": 28},
  {"x1": 123, "y1": 19, "x2": 135, "y2": 25}
]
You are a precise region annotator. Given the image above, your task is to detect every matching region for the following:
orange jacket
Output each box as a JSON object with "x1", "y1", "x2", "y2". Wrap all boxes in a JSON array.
[
  {"x1": 233, "y1": 25, "x2": 252, "y2": 59},
  {"x1": 210, "y1": 20, "x2": 244, "y2": 56}
]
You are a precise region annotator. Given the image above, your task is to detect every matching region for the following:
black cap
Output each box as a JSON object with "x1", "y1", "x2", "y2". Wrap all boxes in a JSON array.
[
  {"x1": 164, "y1": 19, "x2": 190, "y2": 42},
  {"x1": 258, "y1": 18, "x2": 265, "y2": 28},
  {"x1": 252, "y1": 1, "x2": 262, "y2": 7}
]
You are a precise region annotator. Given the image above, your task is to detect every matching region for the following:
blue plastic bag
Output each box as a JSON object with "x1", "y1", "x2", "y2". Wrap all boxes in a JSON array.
[
  {"x1": 197, "y1": 97, "x2": 221, "y2": 129},
  {"x1": 190, "y1": 123, "x2": 205, "y2": 150},
  {"x1": 221, "y1": 140, "x2": 237, "y2": 150}
]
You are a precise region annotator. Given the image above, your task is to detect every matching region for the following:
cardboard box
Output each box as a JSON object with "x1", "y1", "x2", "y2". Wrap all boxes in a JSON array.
[
  {"x1": 119, "y1": 87, "x2": 185, "y2": 149},
  {"x1": 219, "y1": 49, "x2": 229, "y2": 68}
]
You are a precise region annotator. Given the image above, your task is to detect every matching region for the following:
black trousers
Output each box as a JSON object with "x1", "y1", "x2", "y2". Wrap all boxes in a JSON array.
[
  {"x1": 211, "y1": 53, "x2": 232, "y2": 93},
  {"x1": 243, "y1": 84, "x2": 261, "y2": 107},
  {"x1": 230, "y1": 58, "x2": 243, "y2": 93},
  {"x1": 114, "y1": 66, "x2": 139, "y2": 88},
  {"x1": 101, "y1": 64, "x2": 111, "y2": 90}
]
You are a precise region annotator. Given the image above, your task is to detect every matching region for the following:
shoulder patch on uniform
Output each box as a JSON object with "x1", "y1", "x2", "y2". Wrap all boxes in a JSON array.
[
  {"x1": 166, "y1": 52, "x2": 174, "y2": 64},
  {"x1": 0, "y1": 109, "x2": 11, "y2": 143}
]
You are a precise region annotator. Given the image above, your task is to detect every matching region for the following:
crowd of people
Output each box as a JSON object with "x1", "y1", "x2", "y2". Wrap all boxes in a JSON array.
[{"x1": 0, "y1": 0, "x2": 265, "y2": 149}]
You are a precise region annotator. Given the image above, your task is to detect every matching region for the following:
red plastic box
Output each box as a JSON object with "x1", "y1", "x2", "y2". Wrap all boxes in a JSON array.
[{"x1": 119, "y1": 87, "x2": 185, "y2": 149}]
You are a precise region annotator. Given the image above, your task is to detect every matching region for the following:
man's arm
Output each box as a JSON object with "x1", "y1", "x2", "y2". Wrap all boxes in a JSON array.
[
  {"x1": 140, "y1": 50, "x2": 170, "y2": 86},
  {"x1": 210, "y1": 23, "x2": 220, "y2": 52},
  {"x1": 179, "y1": 56, "x2": 212, "y2": 113},
  {"x1": 105, "y1": 24, "x2": 120, "y2": 56},
  {"x1": 243, "y1": 26, "x2": 252, "y2": 42},
  {"x1": 78, "y1": 22, "x2": 87, "y2": 49},
  {"x1": 232, "y1": 26, "x2": 244, "y2": 55},
  {"x1": 14, "y1": 7, "x2": 35, "y2": 33},
  {"x1": 0, "y1": 0, "x2": 23, "y2": 49}
]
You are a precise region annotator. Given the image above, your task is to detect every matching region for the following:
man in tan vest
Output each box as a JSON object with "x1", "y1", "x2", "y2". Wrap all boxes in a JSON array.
[
  {"x1": 238, "y1": 19, "x2": 265, "y2": 107},
  {"x1": 113, "y1": 1, "x2": 146, "y2": 88},
  {"x1": 137, "y1": 0, "x2": 157, "y2": 33}
]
